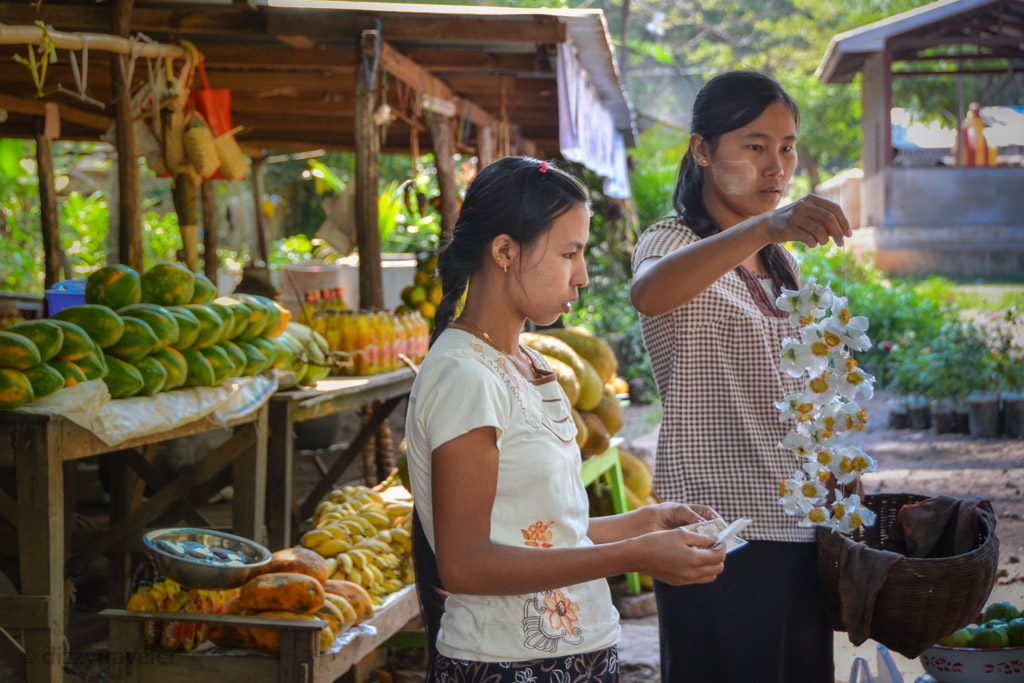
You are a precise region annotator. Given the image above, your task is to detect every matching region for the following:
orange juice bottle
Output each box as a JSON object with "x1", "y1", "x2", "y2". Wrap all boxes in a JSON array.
[
  {"x1": 324, "y1": 291, "x2": 341, "y2": 353},
  {"x1": 333, "y1": 287, "x2": 347, "y2": 311},
  {"x1": 413, "y1": 312, "x2": 428, "y2": 361},
  {"x1": 374, "y1": 311, "x2": 393, "y2": 372},
  {"x1": 301, "y1": 290, "x2": 320, "y2": 327},
  {"x1": 393, "y1": 313, "x2": 409, "y2": 365},
  {"x1": 356, "y1": 312, "x2": 378, "y2": 375},
  {"x1": 339, "y1": 311, "x2": 358, "y2": 375}
]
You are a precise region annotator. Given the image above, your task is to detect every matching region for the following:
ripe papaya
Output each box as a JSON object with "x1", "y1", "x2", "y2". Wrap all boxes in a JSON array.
[
  {"x1": 0, "y1": 331, "x2": 41, "y2": 370},
  {"x1": 136, "y1": 356, "x2": 169, "y2": 396},
  {"x1": 190, "y1": 272, "x2": 217, "y2": 304},
  {"x1": 263, "y1": 547, "x2": 330, "y2": 584},
  {"x1": 102, "y1": 355, "x2": 145, "y2": 398},
  {"x1": 119, "y1": 304, "x2": 180, "y2": 351},
  {"x1": 5, "y1": 321, "x2": 63, "y2": 362},
  {"x1": 107, "y1": 317, "x2": 159, "y2": 363},
  {"x1": 182, "y1": 349, "x2": 216, "y2": 388},
  {"x1": 47, "y1": 360, "x2": 87, "y2": 387},
  {"x1": 323, "y1": 580, "x2": 374, "y2": 624},
  {"x1": 151, "y1": 347, "x2": 188, "y2": 390},
  {"x1": 0, "y1": 368, "x2": 34, "y2": 408},
  {"x1": 22, "y1": 363, "x2": 65, "y2": 398},
  {"x1": 238, "y1": 572, "x2": 325, "y2": 614},
  {"x1": 166, "y1": 307, "x2": 201, "y2": 351},
  {"x1": 85, "y1": 264, "x2": 142, "y2": 310},
  {"x1": 54, "y1": 305, "x2": 125, "y2": 349},
  {"x1": 141, "y1": 262, "x2": 195, "y2": 307}
]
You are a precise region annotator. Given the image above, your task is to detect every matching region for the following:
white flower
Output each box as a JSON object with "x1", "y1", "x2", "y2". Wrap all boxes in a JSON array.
[
  {"x1": 834, "y1": 361, "x2": 875, "y2": 401},
  {"x1": 779, "y1": 429, "x2": 815, "y2": 457},
  {"x1": 825, "y1": 297, "x2": 872, "y2": 351},
  {"x1": 804, "y1": 371, "x2": 839, "y2": 406},
  {"x1": 779, "y1": 336, "x2": 829, "y2": 377},
  {"x1": 828, "y1": 493, "x2": 877, "y2": 532},
  {"x1": 778, "y1": 471, "x2": 828, "y2": 516},
  {"x1": 775, "y1": 393, "x2": 818, "y2": 423},
  {"x1": 801, "y1": 506, "x2": 831, "y2": 527},
  {"x1": 776, "y1": 279, "x2": 833, "y2": 327},
  {"x1": 829, "y1": 446, "x2": 877, "y2": 485}
]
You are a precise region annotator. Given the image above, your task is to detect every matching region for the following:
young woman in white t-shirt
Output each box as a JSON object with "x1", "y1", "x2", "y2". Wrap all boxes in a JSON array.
[{"x1": 404, "y1": 156, "x2": 726, "y2": 682}]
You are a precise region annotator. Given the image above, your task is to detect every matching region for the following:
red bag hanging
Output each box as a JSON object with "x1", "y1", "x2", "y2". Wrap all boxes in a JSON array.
[{"x1": 191, "y1": 55, "x2": 232, "y2": 137}]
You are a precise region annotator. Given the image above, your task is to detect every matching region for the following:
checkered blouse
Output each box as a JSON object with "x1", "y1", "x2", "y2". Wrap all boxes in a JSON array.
[{"x1": 632, "y1": 218, "x2": 813, "y2": 542}]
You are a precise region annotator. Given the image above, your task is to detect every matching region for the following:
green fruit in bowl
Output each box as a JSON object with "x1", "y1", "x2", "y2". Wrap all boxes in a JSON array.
[
  {"x1": 983, "y1": 602, "x2": 1021, "y2": 623},
  {"x1": 971, "y1": 625, "x2": 1010, "y2": 649},
  {"x1": 1007, "y1": 618, "x2": 1024, "y2": 647},
  {"x1": 936, "y1": 627, "x2": 973, "y2": 648}
]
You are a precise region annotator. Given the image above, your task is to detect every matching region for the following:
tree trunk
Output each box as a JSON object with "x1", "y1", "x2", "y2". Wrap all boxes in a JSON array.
[
  {"x1": 34, "y1": 121, "x2": 61, "y2": 290},
  {"x1": 111, "y1": 0, "x2": 142, "y2": 270},
  {"x1": 356, "y1": 31, "x2": 383, "y2": 310}
]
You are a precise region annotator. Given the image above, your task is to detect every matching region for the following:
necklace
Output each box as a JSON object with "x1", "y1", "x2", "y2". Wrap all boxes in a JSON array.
[{"x1": 451, "y1": 319, "x2": 543, "y2": 379}]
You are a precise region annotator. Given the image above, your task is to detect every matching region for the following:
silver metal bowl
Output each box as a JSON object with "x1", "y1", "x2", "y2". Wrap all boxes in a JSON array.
[{"x1": 143, "y1": 528, "x2": 271, "y2": 589}]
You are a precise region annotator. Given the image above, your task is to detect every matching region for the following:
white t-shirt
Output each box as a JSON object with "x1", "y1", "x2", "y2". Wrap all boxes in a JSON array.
[{"x1": 405, "y1": 327, "x2": 620, "y2": 662}]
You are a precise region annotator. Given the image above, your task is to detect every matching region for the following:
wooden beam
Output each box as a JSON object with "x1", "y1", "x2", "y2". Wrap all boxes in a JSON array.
[
  {"x1": 0, "y1": 95, "x2": 113, "y2": 132},
  {"x1": 267, "y1": 11, "x2": 567, "y2": 45},
  {"x1": 1, "y1": 5, "x2": 265, "y2": 37},
  {"x1": 376, "y1": 39, "x2": 500, "y2": 130},
  {"x1": 35, "y1": 120, "x2": 61, "y2": 291},
  {"x1": 111, "y1": 0, "x2": 142, "y2": 272},
  {"x1": 477, "y1": 125, "x2": 496, "y2": 167},
  {"x1": 200, "y1": 44, "x2": 357, "y2": 71},
  {"x1": 355, "y1": 30, "x2": 382, "y2": 310},
  {"x1": 0, "y1": 21, "x2": 185, "y2": 59}
]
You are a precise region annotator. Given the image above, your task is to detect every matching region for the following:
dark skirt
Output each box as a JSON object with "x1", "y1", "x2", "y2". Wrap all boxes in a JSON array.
[
  {"x1": 655, "y1": 540, "x2": 833, "y2": 683},
  {"x1": 432, "y1": 646, "x2": 619, "y2": 682}
]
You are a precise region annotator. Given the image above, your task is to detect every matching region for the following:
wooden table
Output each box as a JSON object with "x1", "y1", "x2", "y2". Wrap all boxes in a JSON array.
[
  {"x1": 266, "y1": 369, "x2": 415, "y2": 549},
  {"x1": 0, "y1": 405, "x2": 269, "y2": 683},
  {"x1": 102, "y1": 583, "x2": 421, "y2": 683}
]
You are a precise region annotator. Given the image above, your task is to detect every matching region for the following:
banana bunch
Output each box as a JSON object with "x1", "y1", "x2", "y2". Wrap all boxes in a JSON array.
[{"x1": 300, "y1": 484, "x2": 416, "y2": 602}]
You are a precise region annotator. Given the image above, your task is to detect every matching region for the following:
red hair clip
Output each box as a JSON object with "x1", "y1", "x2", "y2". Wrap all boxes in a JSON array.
[{"x1": 538, "y1": 161, "x2": 548, "y2": 174}]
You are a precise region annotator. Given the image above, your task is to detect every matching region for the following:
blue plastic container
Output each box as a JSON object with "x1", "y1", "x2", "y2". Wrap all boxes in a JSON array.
[{"x1": 45, "y1": 280, "x2": 86, "y2": 316}]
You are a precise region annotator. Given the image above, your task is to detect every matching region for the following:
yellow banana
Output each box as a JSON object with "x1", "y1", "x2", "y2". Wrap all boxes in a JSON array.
[
  {"x1": 316, "y1": 539, "x2": 351, "y2": 557},
  {"x1": 337, "y1": 519, "x2": 366, "y2": 539},
  {"x1": 336, "y1": 552, "x2": 354, "y2": 575},
  {"x1": 356, "y1": 538, "x2": 392, "y2": 556},
  {"x1": 362, "y1": 511, "x2": 391, "y2": 531},
  {"x1": 300, "y1": 529, "x2": 333, "y2": 550},
  {"x1": 385, "y1": 503, "x2": 414, "y2": 519},
  {"x1": 324, "y1": 557, "x2": 338, "y2": 576},
  {"x1": 347, "y1": 568, "x2": 363, "y2": 586},
  {"x1": 382, "y1": 578, "x2": 402, "y2": 593},
  {"x1": 364, "y1": 563, "x2": 384, "y2": 588}
]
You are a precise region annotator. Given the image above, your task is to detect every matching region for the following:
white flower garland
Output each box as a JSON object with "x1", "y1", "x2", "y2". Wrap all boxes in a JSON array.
[{"x1": 774, "y1": 279, "x2": 879, "y2": 533}]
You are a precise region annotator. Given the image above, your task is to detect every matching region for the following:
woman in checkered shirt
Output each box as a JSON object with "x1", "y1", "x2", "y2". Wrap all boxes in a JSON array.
[{"x1": 630, "y1": 72, "x2": 854, "y2": 682}]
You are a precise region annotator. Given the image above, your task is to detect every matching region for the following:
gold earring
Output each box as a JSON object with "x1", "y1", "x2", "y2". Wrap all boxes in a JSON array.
[{"x1": 503, "y1": 263, "x2": 508, "y2": 274}]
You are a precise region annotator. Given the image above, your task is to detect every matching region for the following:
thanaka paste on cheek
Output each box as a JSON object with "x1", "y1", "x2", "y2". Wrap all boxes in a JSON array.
[{"x1": 710, "y1": 159, "x2": 758, "y2": 197}]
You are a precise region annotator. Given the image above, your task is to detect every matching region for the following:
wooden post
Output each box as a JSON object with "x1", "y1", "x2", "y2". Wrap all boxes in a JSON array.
[
  {"x1": 34, "y1": 121, "x2": 61, "y2": 290},
  {"x1": 173, "y1": 173, "x2": 200, "y2": 272},
  {"x1": 430, "y1": 113, "x2": 458, "y2": 242},
  {"x1": 250, "y1": 155, "x2": 272, "y2": 267},
  {"x1": 477, "y1": 125, "x2": 496, "y2": 169},
  {"x1": 201, "y1": 180, "x2": 219, "y2": 285},
  {"x1": 356, "y1": 30, "x2": 383, "y2": 310},
  {"x1": 111, "y1": 0, "x2": 142, "y2": 271}
]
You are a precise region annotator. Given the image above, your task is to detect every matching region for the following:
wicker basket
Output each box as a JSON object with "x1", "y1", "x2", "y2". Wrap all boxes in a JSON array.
[{"x1": 817, "y1": 493, "x2": 999, "y2": 658}]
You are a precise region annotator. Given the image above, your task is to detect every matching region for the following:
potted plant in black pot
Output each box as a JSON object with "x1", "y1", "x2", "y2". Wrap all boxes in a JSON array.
[
  {"x1": 982, "y1": 306, "x2": 1024, "y2": 438},
  {"x1": 888, "y1": 333, "x2": 930, "y2": 430},
  {"x1": 923, "y1": 322, "x2": 985, "y2": 434},
  {"x1": 957, "y1": 322, "x2": 1001, "y2": 438}
]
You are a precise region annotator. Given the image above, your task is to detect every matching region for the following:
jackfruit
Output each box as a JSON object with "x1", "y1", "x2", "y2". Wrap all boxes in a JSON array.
[
  {"x1": 542, "y1": 354, "x2": 580, "y2": 406},
  {"x1": 580, "y1": 411, "x2": 610, "y2": 456},
  {"x1": 571, "y1": 408, "x2": 587, "y2": 450},
  {"x1": 592, "y1": 387, "x2": 624, "y2": 437},
  {"x1": 618, "y1": 448, "x2": 653, "y2": 499},
  {"x1": 520, "y1": 332, "x2": 602, "y2": 409},
  {"x1": 539, "y1": 327, "x2": 618, "y2": 385}
]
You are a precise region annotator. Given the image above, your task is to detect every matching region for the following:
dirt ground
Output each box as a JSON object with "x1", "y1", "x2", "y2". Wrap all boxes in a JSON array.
[{"x1": 617, "y1": 390, "x2": 1024, "y2": 682}]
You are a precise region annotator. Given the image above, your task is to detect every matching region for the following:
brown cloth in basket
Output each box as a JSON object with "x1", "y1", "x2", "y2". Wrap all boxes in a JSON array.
[
  {"x1": 839, "y1": 538, "x2": 902, "y2": 646},
  {"x1": 838, "y1": 495, "x2": 995, "y2": 646},
  {"x1": 890, "y1": 495, "x2": 995, "y2": 559}
]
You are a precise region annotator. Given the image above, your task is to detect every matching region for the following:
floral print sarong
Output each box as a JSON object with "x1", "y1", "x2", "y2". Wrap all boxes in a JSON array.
[{"x1": 432, "y1": 646, "x2": 619, "y2": 683}]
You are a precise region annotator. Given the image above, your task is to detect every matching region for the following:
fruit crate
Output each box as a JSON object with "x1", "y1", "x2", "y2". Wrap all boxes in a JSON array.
[{"x1": 102, "y1": 584, "x2": 419, "y2": 683}]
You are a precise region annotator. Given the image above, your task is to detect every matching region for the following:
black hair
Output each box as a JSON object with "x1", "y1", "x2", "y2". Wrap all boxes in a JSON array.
[
  {"x1": 672, "y1": 71, "x2": 800, "y2": 292},
  {"x1": 429, "y1": 156, "x2": 589, "y2": 347},
  {"x1": 412, "y1": 156, "x2": 587, "y2": 675}
]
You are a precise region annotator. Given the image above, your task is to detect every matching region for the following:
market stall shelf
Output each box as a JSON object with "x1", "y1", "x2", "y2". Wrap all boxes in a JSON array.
[
  {"x1": 0, "y1": 406, "x2": 269, "y2": 683},
  {"x1": 101, "y1": 583, "x2": 420, "y2": 683},
  {"x1": 267, "y1": 368, "x2": 415, "y2": 550}
]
